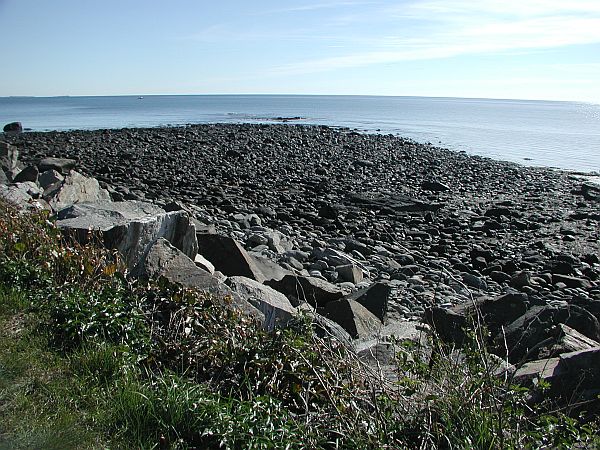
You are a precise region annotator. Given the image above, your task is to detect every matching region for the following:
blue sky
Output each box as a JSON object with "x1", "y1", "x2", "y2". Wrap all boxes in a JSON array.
[{"x1": 1, "y1": 0, "x2": 600, "y2": 101}]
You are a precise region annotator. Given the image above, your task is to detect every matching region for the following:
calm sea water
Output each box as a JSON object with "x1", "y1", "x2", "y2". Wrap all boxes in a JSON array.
[{"x1": 1, "y1": 95, "x2": 599, "y2": 173}]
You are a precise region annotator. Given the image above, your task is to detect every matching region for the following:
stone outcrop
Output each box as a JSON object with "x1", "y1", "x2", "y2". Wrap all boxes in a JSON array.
[
  {"x1": 137, "y1": 238, "x2": 263, "y2": 321},
  {"x1": 56, "y1": 201, "x2": 198, "y2": 270}
]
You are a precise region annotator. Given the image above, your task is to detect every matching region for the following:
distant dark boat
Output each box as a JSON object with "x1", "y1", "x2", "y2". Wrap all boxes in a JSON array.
[{"x1": 138, "y1": 96, "x2": 144, "y2": 99}]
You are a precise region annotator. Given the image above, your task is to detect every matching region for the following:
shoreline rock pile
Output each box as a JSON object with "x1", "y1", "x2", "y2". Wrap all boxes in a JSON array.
[{"x1": 2, "y1": 123, "x2": 599, "y2": 411}]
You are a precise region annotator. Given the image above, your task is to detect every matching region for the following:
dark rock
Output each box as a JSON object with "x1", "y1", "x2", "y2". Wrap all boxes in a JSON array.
[
  {"x1": 422, "y1": 180, "x2": 450, "y2": 192},
  {"x1": 13, "y1": 165, "x2": 39, "y2": 183},
  {"x1": 196, "y1": 233, "x2": 267, "y2": 282},
  {"x1": 38, "y1": 157, "x2": 77, "y2": 175},
  {"x1": 318, "y1": 204, "x2": 340, "y2": 219},
  {"x1": 336, "y1": 264, "x2": 363, "y2": 284},
  {"x1": 345, "y1": 282, "x2": 391, "y2": 323},
  {"x1": 426, "y1": 291, "x2": 528, "y2": 345},
  {"x1": 514, "y1": 347, "x2": 600, "y2": 410},
  {"x1": 499, "y1": 303, "x2": 600, "y2": 363},
  {"x1": 511, "y1": 270, "x2": 531, "y2": 289},
  {"x1": 38, "y1": 169, "x2": 64, "y2": 190},
  {"x1": 137, "y1": 238, "x2": 262, "y2": 320},
  {"x1": 266, "y1": 274, "x2": 343, "y2": 307},
  {"x1": 3, "y1": 122, "x2": 22, "y2": 133},
  {"x1": 538, "y1": 323, "x2": 600, "y2": 358},
  {"x1": 552, "y1": 274, "x2": 592, "y2": 289},
  {"x1": 490, "y1": 270, "x2": 511, "y2": 284}
]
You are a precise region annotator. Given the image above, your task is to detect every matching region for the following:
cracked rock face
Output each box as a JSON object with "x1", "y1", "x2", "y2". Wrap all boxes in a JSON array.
[{"x1": 56, "y1": 201, "x2": 198, "y2": 270}]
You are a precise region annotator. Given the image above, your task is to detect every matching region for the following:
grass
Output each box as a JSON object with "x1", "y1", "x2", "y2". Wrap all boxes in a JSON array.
[{"x1": 0, "y1": 198, "x2": 598, "y2": 449}]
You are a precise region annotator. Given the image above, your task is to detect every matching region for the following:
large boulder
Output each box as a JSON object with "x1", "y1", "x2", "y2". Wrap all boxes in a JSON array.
[
  {"x1": 0, "y1": 184, "x2": 50, "y2": 211},
  {"x1": 538, "y1": 323, "x2": 600, "y2": 359},
  {"x1": 0, "y1": 142, "x2": 19, "y2": 175},
  {"x1": 38, "y1": 157, "x2": 77, "y2": 175},
  {"x1": 56, "y1": 201, "x2": 198, "y2": 270},
  {"x1": 13, "y1": 165, "x2": 39, "y2": 183},
  {"x1": 39, "y1": 169, "x2": 64, "y2": 190},
  {"x1": 49, "y1": 170, "x2": 111, "y2": 210},
  {"x1": 324, "y1": 298, "x2": 382, "y2": 339},
  {"x1": 197, "y1": 233, "x2": 267, "y2": 282},
  {"x1": 137, "y1": 239, "x2": 262, "y2": 320},
  {"x1": 3, "y1": 122, "x2": 22, "y2": 133},
  {"x1": 345, "y1": 282, "x2": 391, "y2": 323},
  {"x1": 514, "y1": 347, "x2": 600, "y2": 410},
  {"x1": 266, "y1": 274, "x2": 343, "y2": 307},
  {"x1": 426, "y1": 291, "x2": 528, "y2": 345},
  {"x1": 498, "y1": 303, "x2": 600, "y2": 363},
  {"x1": 226, "y1": 276, "x2": 297, "y2": 330}
]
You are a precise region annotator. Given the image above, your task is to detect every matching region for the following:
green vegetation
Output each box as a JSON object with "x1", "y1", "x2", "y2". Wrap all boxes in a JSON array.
[{"x1": 0, "y1": 199, "x2": 598, "y2": 449}]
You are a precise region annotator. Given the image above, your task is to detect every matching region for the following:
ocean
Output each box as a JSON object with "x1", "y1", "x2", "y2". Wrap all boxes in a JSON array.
[{"x1": 1, "y1": 95, "x2": 599, "y2": 173}]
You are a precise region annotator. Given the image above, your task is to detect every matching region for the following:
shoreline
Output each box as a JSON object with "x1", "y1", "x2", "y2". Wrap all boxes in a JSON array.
[
  {"x1": 5, "y1": 122, "x2": 600, "y2": 178},
  {"x1": 5, "y1": 123, "x2": 599, "y2": 321}
]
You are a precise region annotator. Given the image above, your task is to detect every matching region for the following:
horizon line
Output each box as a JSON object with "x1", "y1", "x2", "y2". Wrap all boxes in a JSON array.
[{"x1": 1, "y1": 93, "x2": 597, "y2": 105}]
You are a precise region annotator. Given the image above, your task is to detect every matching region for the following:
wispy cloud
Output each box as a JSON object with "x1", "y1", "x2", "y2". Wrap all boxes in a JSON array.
[
  {"x1": 275, "y1": 0, "x2": 600, "y2": 74},
  {"x1": 261, "y1": 1, "x2": 380, "y2": 14}
]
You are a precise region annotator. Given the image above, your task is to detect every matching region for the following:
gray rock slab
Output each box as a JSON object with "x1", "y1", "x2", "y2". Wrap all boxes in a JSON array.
[
  {"x1": 226, "y1": 276, "x2": 297, "y2": 330},
  {"x1": 337, "y1": 264, "x2": 364, "y2": 284},
  {"x1": 139, "y1": 239, "x2": 262, "y2": 320},
  {"x1": 49, "y1": 170, "x2": 111, "y2": 211},
  {"x1": 0, "y1": 142, "x2": 19, "y2": 173},
  {"x1": 266, "y1": 274, "x2": 343, "y2": 307},
  {"x1": 56, "y1": 201, "x2": 198, "y2": 270},
  {"x1": 197, "y1": 233, "x2": 267, "y2": 282},
  {"x1": 39, "y1": 169, "x2": 64, "y2": 190},
  {"x1": 0, "y1": 184, "x2": 50, "y2": 211},
  {"x1": 38, "y1": 157, "x2": 76, "y2": 174},
  {"x1": 345, "y1": 282, "x2": 391, "y2": 323},
  {"x1": 324, "y1": 298, "x2": 382, "y2": 339}
]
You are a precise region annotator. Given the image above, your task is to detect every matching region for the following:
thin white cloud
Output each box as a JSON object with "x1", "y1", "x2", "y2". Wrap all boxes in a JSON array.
[
  {"x1": 275, "y1": 0, "x2": 600, "y2": 74},
  {"x1": 261, "y1": 1, "x2": 379, "y2": 14}
]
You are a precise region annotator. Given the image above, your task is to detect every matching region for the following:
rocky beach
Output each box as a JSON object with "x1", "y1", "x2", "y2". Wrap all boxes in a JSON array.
[{"x1": 2, "y1": 123, "x2": 600, "y2": 410}]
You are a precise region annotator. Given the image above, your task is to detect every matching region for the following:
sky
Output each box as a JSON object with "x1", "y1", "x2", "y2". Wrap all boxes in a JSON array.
[{"x1": 1, "y1": 0, "x2": 600, "y2": 102}]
